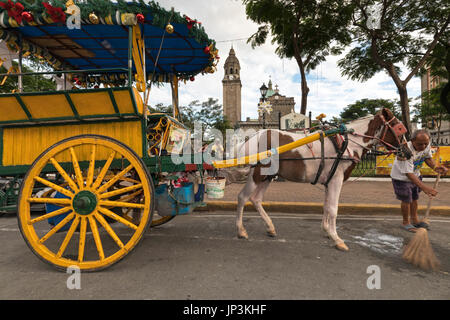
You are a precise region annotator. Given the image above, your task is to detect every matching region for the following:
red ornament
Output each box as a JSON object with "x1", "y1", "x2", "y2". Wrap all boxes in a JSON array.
[
  {"x1": 184, "y1": 15, "x2": 199, "y2": 30},
  {"x1": 42, "y1": 2, "x2": 66, "y2": 23},
  {"x1": 190, "y1": 76, "x2": 195, "y2": 81},
  {"x1": 76, "y1": 80, "x2": 82, "y2": 86},
  {"x1": 0, "y1": 0, "x2": 25, "y2": 24},
  {"x1": 203, "y1": 46, "x2": 210, "y2": 55},
  {"x1": 136, "y1": 13, "x2": 144, "y2": 23},
  {"x1": 21, "y1": 11, "x2": 33, "y2": 23}
]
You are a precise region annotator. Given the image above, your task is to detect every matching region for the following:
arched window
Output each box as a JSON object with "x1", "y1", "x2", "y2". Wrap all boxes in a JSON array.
[{"x1": 230, "y1": 68, "x2": 233, "y2": 74}]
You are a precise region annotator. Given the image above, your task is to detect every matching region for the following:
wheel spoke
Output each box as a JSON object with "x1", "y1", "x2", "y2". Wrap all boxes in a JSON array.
[
  {"x1": 28, "y1": 197, "x2": 71, "y2": 205},
  {"x1": 98, "y1": 207, "x2": 138, "y2": 230},
  {"x1": 29, "y1": 206, "x2": 72, "y2": 224},
  {"x1": 92, "y1": 151, "x2": 116, "y2": 190},
  {"x1": 39, "y1": 212, "x2": 76, "y2": 244},
  {"x1": 88, "y1": 215, "x2": 105, "y2": 261},
  {"x1": 69, "y1": 147, "x2": 84, "y2": 189},
  {"x1": 96, "y1": 164, "x2": 134, "y2": 194},
  {"x1": 78, "y1": 217, "x2": 87, "y2": 263},
  {"x1": 56, "y1": 216, "x2": 80, "y2": 258},
  {"x1": 33, "y1": 176, "x2": 74, "y2": 198},
  {"x1": 117, "y1": 189, "x2": 143, "y2": 203},
  {"x1": 99, "y1": 183, "x2": 143, "y2": 199},
  {"x1": 99, "y1": 200, "x2": 145, "y2": 209},
  {"x1": 49, "y1": 157, "x2": 79, "y2": 193},
  {"x1": 94, "y1": 212, "x2": 124, "y2": 249},
  {"x1": 86, "y1": 144, "x2": 96, "y2": 188}
]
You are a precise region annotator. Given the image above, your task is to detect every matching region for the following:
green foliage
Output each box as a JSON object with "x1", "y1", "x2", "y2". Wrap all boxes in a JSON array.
[
  {"x1": 412, "y1": 83, "x2": 450, "y2": 125},
  {"x1": 339, "y1": 0, "x2": 449, "y2": 82},
  {"x1": 244, "y1": 0, "x2": 353, "y2": 71},
  {"x1": 339, "y1": 98, "x2": 401, "y2": 123},
  {"x1": 0, "y1": 62, "x2": 56, "y2": 94},
  {"x1": 149, "y1": 98, "x2": 232, "y2": 141},
  {"x1": 243, "y1": 0, "x2": 354, "y2": 114}
]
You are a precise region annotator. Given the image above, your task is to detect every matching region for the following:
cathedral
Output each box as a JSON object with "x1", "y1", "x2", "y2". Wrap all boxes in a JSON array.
[{"x1": 222, "y1": 47, "x2": 308, "y2": 130}]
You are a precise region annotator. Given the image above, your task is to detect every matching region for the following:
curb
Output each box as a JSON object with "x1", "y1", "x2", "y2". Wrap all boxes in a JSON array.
[{"x1": 198, "y1": 201, "x2": 450, "y2": 216}]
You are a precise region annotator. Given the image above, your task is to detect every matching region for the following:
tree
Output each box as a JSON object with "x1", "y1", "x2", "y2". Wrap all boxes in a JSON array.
[
  {"x1": 339, "y1": 98, "x2": 401, "y2": 122},
  {"x1": 149, "y1": 97, "x2": 232, "y2": 141},
  {"x1": 243, "y1": 0, "x2": 353, "y2": 115},
  {"x1": 412, "y1": 84, "x2": 450, "y2": 144},
  {"x1": 0, "y1": 62, "x2": 56, "y2": 94},
  {"x1": 338, "y1": 0, "x2": 450, "y2": 135}
]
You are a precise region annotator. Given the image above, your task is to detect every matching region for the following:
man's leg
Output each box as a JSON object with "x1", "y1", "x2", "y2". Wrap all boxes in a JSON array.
[
  {"x1": 410, "y1": 199, "x2": 419, "y2": 225},
  {"x1": 401, "y1": 201, "x2": 417, "y2": 232}
]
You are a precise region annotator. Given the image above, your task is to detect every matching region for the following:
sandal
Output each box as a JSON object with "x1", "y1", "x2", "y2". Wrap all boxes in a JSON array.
[
  {"x1": 402, "y1": 224, "x2": 417, "y2": 233},
  {"x1": 413, "y1": 221, "x2": 430, "y2": 230}
]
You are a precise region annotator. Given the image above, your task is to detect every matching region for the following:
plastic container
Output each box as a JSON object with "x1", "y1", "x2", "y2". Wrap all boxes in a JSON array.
[
  {"x1": 155, "y1": 182, "x2": 195, "y2": 216},
  {"x1": 46, "y1": 191, "x2": 73, "y2": 231},
  {"x1": 206, "y1": 177, "x2": 226, "y2": 199}
]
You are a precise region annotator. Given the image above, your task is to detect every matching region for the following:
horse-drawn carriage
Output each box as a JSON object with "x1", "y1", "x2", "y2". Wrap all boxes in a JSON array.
[
  {"x1": 0, "y1": 1, "x2": 410, "y2": 272},
  {"x1": 0, "y1": 0, "x2": 219, "y2": 271}
]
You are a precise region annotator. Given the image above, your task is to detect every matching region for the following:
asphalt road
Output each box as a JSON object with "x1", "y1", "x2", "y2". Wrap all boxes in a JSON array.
[{"x1": 0, "y1": 211, "x2": 449, "y2": 300}]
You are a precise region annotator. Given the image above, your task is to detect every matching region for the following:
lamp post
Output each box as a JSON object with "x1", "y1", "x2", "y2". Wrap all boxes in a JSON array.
[{"x1": 260, "y1": 83, "x2": 268, "y2": 129}]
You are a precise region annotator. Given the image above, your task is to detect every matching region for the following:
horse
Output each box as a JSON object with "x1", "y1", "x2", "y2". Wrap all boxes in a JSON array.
[{"x1": 223, "y1": 108, "x2": 410, "y2": 251}]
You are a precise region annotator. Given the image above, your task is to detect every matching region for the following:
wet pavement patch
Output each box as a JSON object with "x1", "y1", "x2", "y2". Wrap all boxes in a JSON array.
[{"x1": 349, "y1": 228, "x2": 404, "y2": 255}]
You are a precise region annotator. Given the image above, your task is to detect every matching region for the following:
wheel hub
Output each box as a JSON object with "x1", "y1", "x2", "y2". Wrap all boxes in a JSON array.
[{"x1": 72, "y1": 190, "x2": 97, "y2": 215}]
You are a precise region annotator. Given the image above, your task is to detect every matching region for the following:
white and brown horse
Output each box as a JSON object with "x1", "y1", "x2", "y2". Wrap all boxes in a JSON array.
[{"x1": 226, "y1": 108, "x2": 409, "y2": 251}]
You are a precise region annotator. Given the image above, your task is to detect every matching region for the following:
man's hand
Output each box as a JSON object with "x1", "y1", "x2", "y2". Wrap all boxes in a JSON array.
[
  {"x1": 434, "y1": 165, "x2": 448, "y2": 175},
  {"x1": 423, "y1": 185, "x2": 438, "y2": 198}
]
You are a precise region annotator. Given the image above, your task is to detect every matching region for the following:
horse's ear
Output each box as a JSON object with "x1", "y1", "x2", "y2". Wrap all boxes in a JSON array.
[{"x1": 381, "y1": 108, "x2": 393, "y2": 119}]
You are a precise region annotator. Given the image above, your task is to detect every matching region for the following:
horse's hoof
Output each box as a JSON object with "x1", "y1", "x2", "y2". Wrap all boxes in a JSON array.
[
  {"x1": 267, "y1": 230, "x2": 277, "y2": 237},
  {"x1": 237, "y1": 231, "x2": 248, "y2": 240},
  {"x1": 335, "y1": 242, "x2": 349, "y2": 251}
]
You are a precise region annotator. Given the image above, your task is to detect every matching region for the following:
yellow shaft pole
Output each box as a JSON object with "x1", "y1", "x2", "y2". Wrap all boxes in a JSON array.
[{"x1": 213, "y1": 131, "x2": 323, "y2": 169}]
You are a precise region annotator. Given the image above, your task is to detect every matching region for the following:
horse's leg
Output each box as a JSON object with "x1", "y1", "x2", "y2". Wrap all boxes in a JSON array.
[
  {"x1": 236, "y1": 171, "x2": 258, "y2": 239},
  {"x1": 249, "y1": 179, "x2": 276, "y2": 237},
  {"x1": 323, "y1": 175, "x2": 348, "y2": 251},
  {"x1": 321, "y1": 193, "x2": 330, "y2": 236}
]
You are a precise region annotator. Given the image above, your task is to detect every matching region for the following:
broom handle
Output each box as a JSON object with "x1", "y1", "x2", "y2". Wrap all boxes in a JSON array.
[{"x1": 424, "y1": 173, "x2": 441, "y2": 219}]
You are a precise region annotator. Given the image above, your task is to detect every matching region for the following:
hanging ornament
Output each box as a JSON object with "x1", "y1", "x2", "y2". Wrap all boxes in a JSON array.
[
  {"x1": 89, "y1": 12, "x2": 99, "y2": 24},
  {"x1": 21, "y1": 11, "x2": 33, "y2": 23},
  {"x1": 203, "y1": 46, "x2": 210, "y2": 55},
  {"x1": 165, "y1": 23, "x2": 174, "y2": 34},
  {"x1": 190, "y1": 76, "x2": 195, "y2": 81},
  {"x1": 136, "y1": 13, "x2": 144, "y2": 23}
]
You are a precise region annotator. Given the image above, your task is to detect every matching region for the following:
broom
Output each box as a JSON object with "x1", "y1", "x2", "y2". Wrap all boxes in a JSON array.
[{"x1": 402, "y1": 173, "x2": 441, "y2": 271}]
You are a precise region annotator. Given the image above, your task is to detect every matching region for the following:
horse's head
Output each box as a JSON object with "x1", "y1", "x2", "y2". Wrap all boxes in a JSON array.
[{"x1": 364, "y1": 108, "x2": 412, "y2": 159}]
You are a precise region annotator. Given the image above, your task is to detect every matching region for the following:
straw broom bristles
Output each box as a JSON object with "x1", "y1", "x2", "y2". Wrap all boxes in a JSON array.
[
  {"x1": 402, "y1": 173, "x2": 441, "y2": 271},
  {"x1": 402, "y1": 228, "x2": 440, "y2": 271}
]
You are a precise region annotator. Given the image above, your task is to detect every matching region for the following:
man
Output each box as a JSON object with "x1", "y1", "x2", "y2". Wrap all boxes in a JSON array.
[{"x1": 390, "y1": 129, "x2": 448, "y2": 232}]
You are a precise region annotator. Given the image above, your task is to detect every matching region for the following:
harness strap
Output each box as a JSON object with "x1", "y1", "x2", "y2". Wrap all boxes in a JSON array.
[
  {"x1": 311, "y1": 132, "x2": 325, "y2": 185},
  {"x1": 324, "y1": 132, "x2": 349, "y2": 187}
]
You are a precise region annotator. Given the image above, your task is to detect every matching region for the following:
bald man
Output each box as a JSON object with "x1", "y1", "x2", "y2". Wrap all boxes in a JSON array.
[{"x1": 390, "y1": 129, "x2": 448, "y2": 232}]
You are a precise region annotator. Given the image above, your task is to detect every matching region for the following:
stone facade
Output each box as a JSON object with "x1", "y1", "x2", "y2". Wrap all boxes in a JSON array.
[{"x1": 421, "y1": 68, "x2": 450, "y2": 145}]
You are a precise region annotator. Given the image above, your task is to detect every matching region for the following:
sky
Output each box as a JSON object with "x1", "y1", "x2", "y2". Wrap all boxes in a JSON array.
[{"x1": 145, "y1": 0, "x2": 422, "y2": 121}]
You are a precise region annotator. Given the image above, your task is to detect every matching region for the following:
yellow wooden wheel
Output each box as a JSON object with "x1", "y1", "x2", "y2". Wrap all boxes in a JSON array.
[
  {"x1": 17, "y1": 135, "x2": 154, "y2": 272},
  {"x1": 151, "y1": 214, "x2": 175, "y2": 227}
]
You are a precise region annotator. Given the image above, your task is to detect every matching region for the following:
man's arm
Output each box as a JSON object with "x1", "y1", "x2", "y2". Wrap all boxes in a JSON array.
[
  {"x1": 405, "y1": 173, "x2": 437, "y2": 197},
  {"x1": 425, "y1": 158, "x2": 449, "y2": 175}
]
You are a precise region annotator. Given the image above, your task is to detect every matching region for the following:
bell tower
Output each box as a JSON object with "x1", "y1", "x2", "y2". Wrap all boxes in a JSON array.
[{"x1": 222, "y1": 47, "x2": 242, "y2": 127}]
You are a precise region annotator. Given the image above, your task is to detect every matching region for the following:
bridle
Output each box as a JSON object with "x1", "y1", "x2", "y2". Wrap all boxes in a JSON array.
[{"x1": 350, "y1": 113, "x2": 412, "y2": 159}]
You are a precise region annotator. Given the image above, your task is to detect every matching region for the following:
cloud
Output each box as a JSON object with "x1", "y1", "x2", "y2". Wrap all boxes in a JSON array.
[{"x1": 145, "y1": 0, "x2": 422, "y2": 121}]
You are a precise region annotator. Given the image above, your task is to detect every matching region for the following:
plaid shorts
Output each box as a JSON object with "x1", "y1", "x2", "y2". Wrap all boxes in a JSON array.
[{"x1": 391, "y1": 178, "x2": 422, "y2": 203}]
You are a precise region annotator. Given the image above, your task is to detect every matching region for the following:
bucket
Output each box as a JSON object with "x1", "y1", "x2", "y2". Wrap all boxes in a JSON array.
[
  {"x1": 155, "y1": 183, "x2": 195, "y2": 216},
  {"x1": 206, "y1": 177, "x2": 226, "y2": 199},
  {"x1": 46, "y1": 191, "x2": 73, "y2": 231}
]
